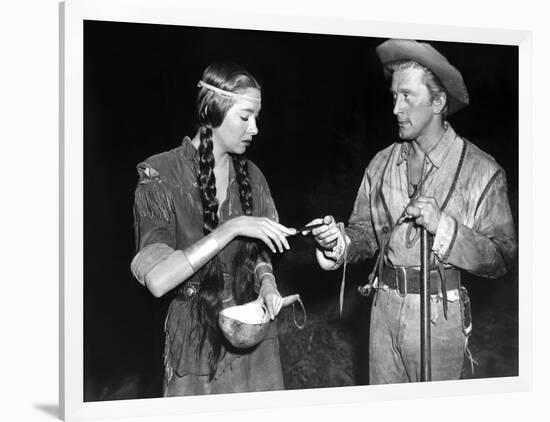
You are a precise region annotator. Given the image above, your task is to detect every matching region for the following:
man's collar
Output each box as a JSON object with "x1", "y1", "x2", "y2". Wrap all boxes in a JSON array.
[
  {"x1": 425, "y1": 122, "x2": 456, "y2": 168},
  {"x1": 397, "y1": 142, "x2": 410, "y2": 165},
  {"x1": 397, "y1": 122, "x2": 456, "y2": 168}
]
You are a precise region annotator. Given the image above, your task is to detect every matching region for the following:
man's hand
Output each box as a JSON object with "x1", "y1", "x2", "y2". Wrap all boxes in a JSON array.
[
  {"x1": 405, "y1": 196, "x2": 442, "y2": 234},
  {"x1": 305, "y1": 215, "x2": 341, "y2": 251}
]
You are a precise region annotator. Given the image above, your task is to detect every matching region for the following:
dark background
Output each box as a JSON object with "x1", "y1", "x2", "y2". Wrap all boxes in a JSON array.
[{"x1": 83, "y1": 20, "x2": 518, "y2": 400}]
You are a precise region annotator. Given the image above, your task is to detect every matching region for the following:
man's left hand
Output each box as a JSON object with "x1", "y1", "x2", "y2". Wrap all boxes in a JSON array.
[{"x1": 405, "y1": 196, "x2": 442, "y2": 235}]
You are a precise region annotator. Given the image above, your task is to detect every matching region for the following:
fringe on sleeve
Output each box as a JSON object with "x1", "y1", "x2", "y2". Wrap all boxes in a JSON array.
[{"x1": 134, "y1": 163, "x2": 174, "y2": 224}]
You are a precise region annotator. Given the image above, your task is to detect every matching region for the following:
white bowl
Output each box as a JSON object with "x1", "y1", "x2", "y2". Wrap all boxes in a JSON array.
[{"x1": 218, "y1": 301, "x2": 270, "y2": 349}]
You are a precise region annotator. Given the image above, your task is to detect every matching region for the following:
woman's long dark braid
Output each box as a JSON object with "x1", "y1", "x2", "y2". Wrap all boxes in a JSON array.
[
  {"x1": 231, "y1": 154, "x2": 269, "y2": 304},
  {"x1": 194, "y1": 125, "x2": 269, "y2": 381},
  {"x1": 194, "y1": 125, "x2": 226, "y2": 381}
]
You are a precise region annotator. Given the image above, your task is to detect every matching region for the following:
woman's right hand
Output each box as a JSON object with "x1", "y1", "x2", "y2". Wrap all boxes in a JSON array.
[{"x1": 221, "y1": 216, "x2": 296, "y2": 253}]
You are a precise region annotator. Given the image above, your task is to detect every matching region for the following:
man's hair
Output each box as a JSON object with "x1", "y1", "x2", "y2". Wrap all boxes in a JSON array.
[{"x1": 385, "y1": 60, "x2": 448, "y2": 119}]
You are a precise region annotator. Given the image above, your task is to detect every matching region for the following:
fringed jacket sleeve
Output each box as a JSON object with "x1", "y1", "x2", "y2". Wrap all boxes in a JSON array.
[{"x1": 133, "y1": 162, "x2": 177, "y2": 252}]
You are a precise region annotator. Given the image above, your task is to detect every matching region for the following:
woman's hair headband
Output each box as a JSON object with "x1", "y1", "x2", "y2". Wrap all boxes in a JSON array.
[{"x1": 197, "y1": 80, "x2": 261, "y2": 103}]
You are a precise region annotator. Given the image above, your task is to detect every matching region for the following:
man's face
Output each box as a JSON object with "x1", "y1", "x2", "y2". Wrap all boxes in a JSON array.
[{"x1": 390, "y1": 67, "x2": 436, "y2": 141}]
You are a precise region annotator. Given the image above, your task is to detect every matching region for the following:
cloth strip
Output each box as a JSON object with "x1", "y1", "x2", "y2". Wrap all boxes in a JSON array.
[{"x1": 198, "y1": 80, "x2": 261, "y2": 103}]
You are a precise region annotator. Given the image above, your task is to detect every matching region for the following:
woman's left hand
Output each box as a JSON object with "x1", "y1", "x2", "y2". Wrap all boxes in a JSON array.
[{"x1": 259, "y1": 281, "x2": 283, "y2": 320}]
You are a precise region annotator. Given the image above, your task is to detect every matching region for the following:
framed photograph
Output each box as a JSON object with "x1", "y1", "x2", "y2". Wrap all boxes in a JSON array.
[{"x1": 61, "y1": 0, "x2": 532, "y2": 420}]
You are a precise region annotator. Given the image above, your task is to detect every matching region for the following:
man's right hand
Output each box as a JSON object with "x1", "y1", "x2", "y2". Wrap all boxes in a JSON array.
[{"x1": 304, "y1": 215, "x2": 341, "y2": 251}]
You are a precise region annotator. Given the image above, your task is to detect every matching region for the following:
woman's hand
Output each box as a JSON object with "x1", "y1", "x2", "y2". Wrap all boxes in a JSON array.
[
  {"x1": 222, "y1": 216, "x2": 296, "y2": 253},
  {"x1": 259, "y1": 278, "x2": 283, "y2": 320},
  {"x1": 305, "y1": 215, "x2": 341, "y2": 251}
]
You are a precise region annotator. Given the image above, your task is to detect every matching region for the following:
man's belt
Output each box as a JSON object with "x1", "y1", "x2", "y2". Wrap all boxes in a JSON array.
[{"x1": 380, "y1": 263, "x2": 460, "y2": 296}]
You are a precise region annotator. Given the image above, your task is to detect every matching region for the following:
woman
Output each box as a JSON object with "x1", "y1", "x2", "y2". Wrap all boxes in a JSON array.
[{"x1": 130, "y1": 62, "x2": 295, "y2": 396}]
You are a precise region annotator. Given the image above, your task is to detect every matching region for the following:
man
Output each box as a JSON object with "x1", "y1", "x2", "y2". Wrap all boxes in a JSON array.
[{"x1": 309, "y1": 39, "x2": 517, "y2": 384}]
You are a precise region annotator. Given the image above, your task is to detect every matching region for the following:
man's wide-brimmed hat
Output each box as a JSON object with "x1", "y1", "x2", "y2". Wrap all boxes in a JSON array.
[{"x1": 376, "y1": 39, "x2": 469, "y2": 115}]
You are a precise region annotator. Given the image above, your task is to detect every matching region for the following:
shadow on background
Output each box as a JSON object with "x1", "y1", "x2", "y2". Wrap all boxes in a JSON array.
[{"x1": 34, "y1": 404, "x2": 58, "y2": 419}]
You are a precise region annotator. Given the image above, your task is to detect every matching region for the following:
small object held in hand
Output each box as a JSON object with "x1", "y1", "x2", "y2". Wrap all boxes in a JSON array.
[
  {"x1": 397, "y1": 212, "x2": 414, "y2": 226},
  {"x1": 358, "y1": 283, "x2": 373, "y2": 297},
  {"x1": 293, "y1": 222, "x2": 326, "y2": 234}
]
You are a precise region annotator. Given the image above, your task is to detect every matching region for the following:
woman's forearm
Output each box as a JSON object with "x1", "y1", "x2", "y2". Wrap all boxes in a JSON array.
[{"x1": 131, "y1": 221, "x2": 238, "y2": 297}]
